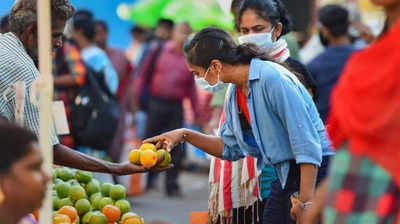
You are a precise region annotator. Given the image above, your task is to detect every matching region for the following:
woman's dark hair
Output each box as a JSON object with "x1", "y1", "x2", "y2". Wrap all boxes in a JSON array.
[
  {"x1": 95, "y1": 20, "x2": 108, "y2": 33},
  {"x1": 184, "y1": 27, "x2": 271, "y2": 68},
  {"x1": 0, "y1": 121, "x2": 38, "y2": 174},
  {"x1": 72, "y1": 10, "x2": 95, "y2": 41},
  {"x1": 237, "y1": 0, "x2": 292, "y2": 38}
]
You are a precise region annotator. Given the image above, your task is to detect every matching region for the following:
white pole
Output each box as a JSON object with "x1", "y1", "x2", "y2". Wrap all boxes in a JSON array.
[{"x1": 37, "y1": 0, "x2": 54, "y2": 223}]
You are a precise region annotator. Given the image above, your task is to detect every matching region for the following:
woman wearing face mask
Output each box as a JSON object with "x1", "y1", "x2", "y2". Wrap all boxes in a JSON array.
[
  {"x1": 145, "y1": 27, "x2": 333, "y2": 224},
  {"x1": 236, "y1": 0, "x2": 316, "y2": 98},
  {"x1": 0, "y1": 122, "x2": 50, "y2": 224}
]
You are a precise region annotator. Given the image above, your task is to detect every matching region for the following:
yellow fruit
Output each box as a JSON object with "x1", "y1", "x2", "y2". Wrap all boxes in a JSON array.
[
  {"x1": 123, "y1": 217, "x2": 143, "y2": 224},
  {"x1": 128, "y1": 150, "x2": 141, "y2": 165},
  {"x1": 139, "y1": 143, "x2": 157, "y2": 152},
  {"x1": 140, "y1": 150, "x2": 157, "y2": 167},
  {"x1": 121, "y1": 212, "x2": 140, "y2": 223},
  {"x1": 53, "y1": 213, "x2": 72, "y2": 224},
  {"x1": 156, "y1": 149, "x2": 171, "y2": 167}
]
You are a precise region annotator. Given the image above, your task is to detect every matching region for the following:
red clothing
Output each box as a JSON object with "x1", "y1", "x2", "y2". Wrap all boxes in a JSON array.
[
  {"x1": 134, "y1": 41, "x2": 198, "y2": 115},
  {"x1": 236, "y1": 87, "x2": 251, "y2": 123},
  {"x1": 328, "y1": 21, "x2": 400, "y2": 187}
]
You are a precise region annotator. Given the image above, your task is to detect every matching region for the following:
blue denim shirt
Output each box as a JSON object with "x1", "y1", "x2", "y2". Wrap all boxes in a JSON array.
[{"x1": 220, "y1": 59, "x2": 334, "y2": 187}]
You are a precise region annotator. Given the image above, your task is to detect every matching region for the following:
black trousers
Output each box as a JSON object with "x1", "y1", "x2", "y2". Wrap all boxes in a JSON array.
[
  {"x1": 145, "y1": 96, "x2": 184, "y2": 192},
  {"x1": 263, "y1": 156, "x2": 331, "y2": 224}
]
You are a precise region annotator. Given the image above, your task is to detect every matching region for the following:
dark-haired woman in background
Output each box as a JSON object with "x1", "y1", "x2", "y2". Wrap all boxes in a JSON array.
[
  {"x1": 236, "y1": 0, "x2": 316, "y2": 98},
  {"x1": 144, "y1": 27, "x2": 333, "y2": 224},
  {"x1": 0, "y1": 122, "x2": 50, "y2": 224}
]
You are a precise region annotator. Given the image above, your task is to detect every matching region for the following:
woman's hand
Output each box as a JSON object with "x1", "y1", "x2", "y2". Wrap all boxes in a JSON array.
[
  {"x1": 290, "y1": 203, "x2": 305, "y2": 224},
  {"x1": 143, "y1": 128, "x2": 186, "y2": 151}
]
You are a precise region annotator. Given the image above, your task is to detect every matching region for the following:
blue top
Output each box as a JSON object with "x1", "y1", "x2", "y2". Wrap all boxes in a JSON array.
[
  {"x1": 81, "y1": 46, "x2": 119, "y2": 95},
  {"x1": 307, "y1": 45, "x2": 355, "y2": 123},
  {"x1": 220, "y1": 59, "x2": 334, "y2": 188}
]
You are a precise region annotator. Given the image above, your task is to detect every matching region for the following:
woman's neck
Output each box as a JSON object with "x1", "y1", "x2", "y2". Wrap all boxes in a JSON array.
[
  {"x1": 0, "y1": 204, "x2": 25, "y2": 224},
  {"x1": 228, "y1": 64, "x2": 250, "y2": 87},
  {"x1": 386, "y1": 4, "x2": 400, "y2": 28}
]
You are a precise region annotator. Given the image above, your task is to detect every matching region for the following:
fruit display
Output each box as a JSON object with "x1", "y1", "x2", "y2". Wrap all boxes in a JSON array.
[
  {"x1": 129, "y1": 143, "x2": 171, "y2": 167},
  {"x1": 52, "y1": 167, "x2": 145, "y2": 224}
]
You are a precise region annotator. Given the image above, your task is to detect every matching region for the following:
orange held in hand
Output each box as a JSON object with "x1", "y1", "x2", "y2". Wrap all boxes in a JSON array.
[
  {"x1": 58, "y1": 205, "x2": 78, "y2": 223},
  {"x1": 128, "y1": 149, "x2": 141, "y2": 165},
  {"x1": 102, "y1": 204, "x2": 121, "y2": 222},
  {"x1": 139, "y1": 143, "x2": 157, "y2": 152},
  {"x1": 140, "y1": 150, "x2": 158, "y2": 167}
]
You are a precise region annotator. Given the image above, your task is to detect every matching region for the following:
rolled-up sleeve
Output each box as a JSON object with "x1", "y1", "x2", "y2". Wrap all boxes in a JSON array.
[
  {"x1": 268, "y1": 75, "x2": 322, "y2": 166},
  {"x1": 220, "y1": 120, "x2": 246, "y2": 161}
]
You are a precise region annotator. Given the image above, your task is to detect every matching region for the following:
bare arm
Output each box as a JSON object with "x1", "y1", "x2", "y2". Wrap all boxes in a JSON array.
[
  {"x1": 291, "y1": 163, "x2": 318, "y2": 223},
  {"x1": 143, "y1": 128, "x2": 224, "y2": 158},
  {"x1": 53, "y1": 144, "x2": 172, "y2": 175}
]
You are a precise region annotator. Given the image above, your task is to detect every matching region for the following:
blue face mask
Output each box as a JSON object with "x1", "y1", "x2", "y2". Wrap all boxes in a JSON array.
[
  {"x1": 195, "y1": 66, "x2": 228, "y2": 92},
  {"x1": 237, "y1": 27, "x2": 275, "y2": 52}
]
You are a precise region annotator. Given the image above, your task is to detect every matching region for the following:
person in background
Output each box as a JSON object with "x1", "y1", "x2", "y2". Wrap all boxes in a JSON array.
[
  {"x1": 0, "y1": 14, "x2": 9, "y2": 34},
  {"x1": 0, "y1": 122, "x2": 50, "y2": 224},
  {"x1": 126, "y1": 26, "x2": 148, "y2": 67},
  {"x1": 134, "y1": 22, "x2": 198, "y2": 197},
  {"x1": 304, "y1": 0, "x2": 400, "y2": 223},
  {"x1": 70, "y1": 10, "x2": 120, "y2": 182},
  {"x1": 95, "y1": 20, "x2": 133, "y2": 100},
  {"x1": 237, "y1": 0, "x2": 316, "y2": 98},
  {"x1": 155, "y1": 18, "x2": 174, "y2": 41},
  {"x1": 307, "y1": 5, "x2": 355, "y2": 123},
  {"x1": 53, "y1": 20, "x2": 87, "y2": 148}
]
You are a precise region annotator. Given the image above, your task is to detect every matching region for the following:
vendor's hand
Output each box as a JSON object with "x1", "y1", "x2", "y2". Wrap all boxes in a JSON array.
[
  {"x1": 110, "y1": 162, "x2": 174, "y2": 175},
  {"x1": 143, "y1": 128, "x2": 186, "y2": 151},
  {"x1": 291, "y1": 203, "x2": 305, "y2": 224}
]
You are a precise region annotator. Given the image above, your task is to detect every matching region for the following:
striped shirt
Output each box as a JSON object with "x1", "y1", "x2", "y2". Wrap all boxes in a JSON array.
[{"x1": 0, "y1": 32, "x2": 59, "y2": 145}]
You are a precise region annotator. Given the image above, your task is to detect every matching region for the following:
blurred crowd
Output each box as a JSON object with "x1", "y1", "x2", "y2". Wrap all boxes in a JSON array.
[{"x1": 1, "y1": 0, "x2": 400, "y2": 223}]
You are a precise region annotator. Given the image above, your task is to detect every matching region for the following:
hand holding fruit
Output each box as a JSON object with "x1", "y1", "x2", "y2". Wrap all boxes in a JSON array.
[{"x1": 143, "y1": 128, "x2": 186, "y2": 151}]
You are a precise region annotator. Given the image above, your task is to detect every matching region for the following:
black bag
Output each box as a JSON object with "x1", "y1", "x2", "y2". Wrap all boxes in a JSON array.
[
  {"x1": 70, "y1": 67, "x2": 120, "y2": 150},
  {"x1": 139, "y1": 41, "x2": 165, "y2": 111}
]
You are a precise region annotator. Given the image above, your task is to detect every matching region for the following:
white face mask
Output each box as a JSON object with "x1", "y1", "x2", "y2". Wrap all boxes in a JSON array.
[
  {"x1": 238, "y1": 27, "x2": 275, "y2": 52},
  {"x1": 195, "y1": 66, "x2": 227, "y2": 92}
]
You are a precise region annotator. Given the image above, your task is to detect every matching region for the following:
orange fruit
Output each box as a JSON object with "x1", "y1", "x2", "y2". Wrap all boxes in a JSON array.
[
  {"x1": 123, "y1": 217, "x2": 143, "y2": 224},
  {"x1": 33, "y1": 210, "x2": 39, "y2": 221},
  {"x1": 102, "y1": 205, "x2": 121, "y2": 222},
  {"x1": 140, "y1": 150, "x2": 157, "y2": 167},
  {"x1": 53, "y1": 213, "x2": 72, "y2": 224},
  {"x1": 58, "y1": 205, "x2": 78, "y2": 222},
  {"x1": 128, "y1": 150, "x2": 141, "y2": 165},
  {"x1": 139, "y1": 143, "x2": 157, "y2": 152}
]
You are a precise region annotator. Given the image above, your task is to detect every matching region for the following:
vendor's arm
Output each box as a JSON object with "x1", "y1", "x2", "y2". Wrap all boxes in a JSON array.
[{"x1": 53, "y1": 144, "x2": 172, "y2": 175}]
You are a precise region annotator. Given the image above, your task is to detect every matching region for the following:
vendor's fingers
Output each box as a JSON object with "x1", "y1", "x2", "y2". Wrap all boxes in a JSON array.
[
  {"x1": 153, "y1": 163, "x2": 174, "y2": 172},
  {"x1": 156, "y1": 152, "x2": 165, "y2": 164},
  {"x1": 143, "y1": 135, "x2": 163, "y2": 144}
]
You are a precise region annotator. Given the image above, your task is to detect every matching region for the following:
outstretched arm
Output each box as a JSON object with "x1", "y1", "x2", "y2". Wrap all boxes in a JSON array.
[{"x1": 53, "y1": 144, "x2": 172, "y2": 175}]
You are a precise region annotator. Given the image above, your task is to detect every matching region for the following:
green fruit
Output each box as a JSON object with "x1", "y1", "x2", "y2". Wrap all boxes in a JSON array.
[
  {"x1": 58, "y1": 168, "x2": 74, "y2": 181},
  {"x1": 75, "y1": 198, "x2": 92, "y2": 216},
  {"x1": 82, "y1": 211, "x2": 94, "y2": 224},
  {"x1": 92, "y1": 196, "x2": 102, "y2": 210},
  {"x1": 53, "y1": 196, "x2": 61, "y2": 210},
  {"x1": 86, "y1": 179, "x2": 101, "y2": 196},
  {"x1": 80, "y1": 182, "x2": 87, "y2": 189},
  {"x1": 54, "y1": 178, "x2": 64, "y2": 185},
  {"x1": 157, "y1": 149, "x2": 171, "y2": 167},
  {"x1": 55, "y1": 182, "x2": 71, "y2": 199},
  {"x1": 109, "y1": 184, "x2": 126, "y2": 201},
  {"x1": 89, "y1": 211, "x2": 107, "y2": 224},
  {"x1": 59, "y1": 197, "x2": 74, "y2": 207},
  {"x1": 90, "y1": 192, "x2": 102, "y2": 204},
  {"x1": 115, "y1": 199, "x2": 131, "y2": 214},
  {"x1": 69, "y1": 185, "x2": 87, "y2": 202},
  {"x1": 68, "y1": 179, "x2": 80, "y2": 186},
  {"x1": 100, "y1": 183, "x2": 113, "y2": 197},
  {"x1": 52, "y1": 170, "x2": 57, "y2": 182},
  {"x1": 98, "y1": 197, "x2": 113, "y2": 211},
  {"x1": 75, "y1": 170, "x2": 93, "y2": 183}
]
